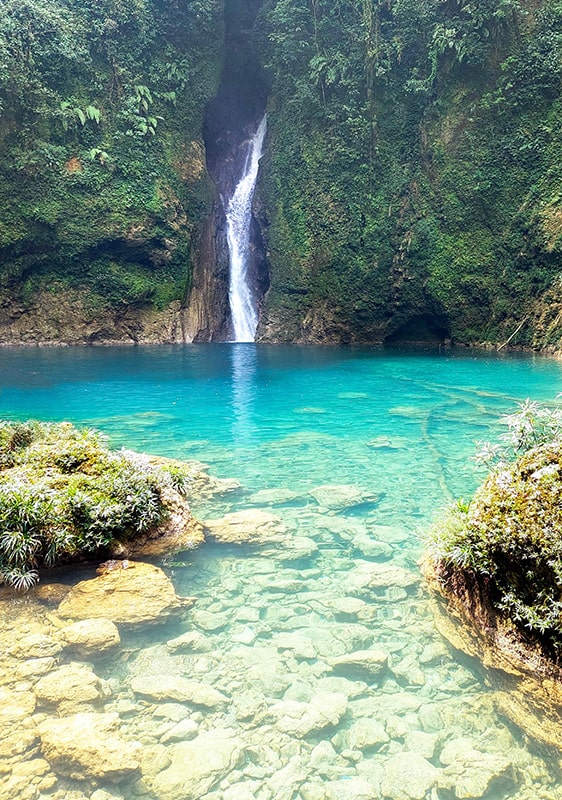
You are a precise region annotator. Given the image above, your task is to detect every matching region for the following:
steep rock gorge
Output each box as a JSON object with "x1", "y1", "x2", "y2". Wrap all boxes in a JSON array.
[
  {"x1": 1, "y1": 0, "x2": 562, "y2": 349},
  {"x1": 183, "y1": 0, "x2": 269, "y2": 341}
]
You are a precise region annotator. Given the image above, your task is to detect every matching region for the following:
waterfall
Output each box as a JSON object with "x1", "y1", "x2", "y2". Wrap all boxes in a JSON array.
[{"x1": 225, "y1": 115, "x2": 267, "y2": 342}]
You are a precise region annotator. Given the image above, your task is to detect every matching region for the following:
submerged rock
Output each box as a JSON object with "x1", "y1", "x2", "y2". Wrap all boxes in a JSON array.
[
  {"x1": 56, "y1": 561, "x2": 193, "y2": 625},
  {"x1": 140, "y1": 728, "x2": 242, "y2": 800},
  {"x1": 268, "y1": 692, "x2": 348, "y2": 737},
  {"x1": 59, "y1": 619, "x2": 120, "y2": 657},
  {"x1": 330, "y1": 649, "x2": 389, "y2": 680},
  {"x1": 308, "y1": 484, "x2": 379, "y2": 511},
  {"x1": 38, "y1": 712, "x2": 141, "y2": 782},
  {"x1": 34, "y1": 664, "x2": 104, "y2": 712},
  {"x1": 204, "y1": 509, "x2": 288, "y2": 545},
  {"x1": 380, "y1": 752, "x2": 439, "y2": 800},
  {"x1": 131, "y1": 675, "x2": 227, "y2": 708}
]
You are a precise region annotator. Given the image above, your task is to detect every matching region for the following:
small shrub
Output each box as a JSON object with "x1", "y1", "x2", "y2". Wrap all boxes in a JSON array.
[
  {"x1": 0, "y1": 420, "x2": 190, "y2": 589},
  {"x1": 427, "y1": 398, "x2": 562, "y2": 656}
]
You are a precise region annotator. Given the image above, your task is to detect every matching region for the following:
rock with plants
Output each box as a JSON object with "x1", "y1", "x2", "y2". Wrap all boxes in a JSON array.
[
  {"x1": 0, "y1": 420, "x2": 202, "y2": 590},
  {"x1": 424, "y1": 398, "x2": 562, "y2": 748}
]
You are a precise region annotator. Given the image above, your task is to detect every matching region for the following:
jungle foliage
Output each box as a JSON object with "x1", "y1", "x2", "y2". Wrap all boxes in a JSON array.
[
  {"x1": 255, "y1": 0, "x2": 562, "y2": 345},
  {"x1": 0, "y1": 0, "x2": 223, "y2": 312},
  {"x1": 0, "y1": 420, "x2": 193, "y2": 589}
]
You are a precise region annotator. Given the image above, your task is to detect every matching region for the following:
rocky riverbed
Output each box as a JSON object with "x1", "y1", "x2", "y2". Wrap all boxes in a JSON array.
[{"x1": 1, "y1": 484, "x2": 561, "y2": 800}]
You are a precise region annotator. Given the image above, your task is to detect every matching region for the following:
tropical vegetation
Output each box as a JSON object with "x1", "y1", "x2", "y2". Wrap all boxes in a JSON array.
[
  {"x1": 426, "y1": 398, "x2": 562, "y2": 658},
  {"x1": 0, "y1": 420, "x2": 192, "y2": 589}
]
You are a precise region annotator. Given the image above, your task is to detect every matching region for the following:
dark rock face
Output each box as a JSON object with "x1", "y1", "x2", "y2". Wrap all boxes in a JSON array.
[{"x1": 184, "y1": 0, "x2": 269, "y2": 341}]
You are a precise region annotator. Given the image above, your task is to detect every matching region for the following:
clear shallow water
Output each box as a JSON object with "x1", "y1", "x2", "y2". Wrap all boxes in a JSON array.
[{"x1": 1, "y1": 344, "x2": 562, "y2": 800}]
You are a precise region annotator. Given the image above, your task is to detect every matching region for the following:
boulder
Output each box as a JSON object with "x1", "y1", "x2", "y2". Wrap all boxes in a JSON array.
[
  {"x1": 204, "y1": 509, "x2": 288, "y2": 545},
  {"x1": 380, "y1": 753, "x2": 439, "y2": 800},
  {"x1": 141, "y1": 729, "x2": 242, "y2": 800},
  {"x1": 59, "y1": 618, "x2": 120, "y2": 657},
  {"x1": 308, "y1": 484, "x2": 379, "y2": 511},
  {"x1": 57, "y1": 561, "x2": 192, "y2": 625},
  {"x1": 38, "y1": 712, "x2": 141, "y2": 782},
  {"x1": 330, "y1": 649, "x2": 389, "y2": 680},
  {"x1": 438, "y1": 741, "x2": 514, "y2": 799},
  {"x1": 131, "y1": 675, "x2": 227, "y2": 708},
  {"x1": 269, "y1": 692, "x2": 348, "y2": 738},
  {"x1": 10, "y1": 632, "x2": 62, "y2": 659},
  {"x1": 248, "y1": 488, "x2": 301, "y2": 506},
  {"x1": 344, "y1": 719, "x2": 389, "y2": 751},
  {"x1": 166, "y1": 630, "x2": 212, "y2": 653},
  {"x1": 34, "y1": 664, "x2": 103, "y2": 712}
]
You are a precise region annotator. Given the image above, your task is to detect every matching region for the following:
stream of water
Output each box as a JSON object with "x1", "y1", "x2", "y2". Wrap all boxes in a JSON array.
[{"x1": 1, "y1": 344, "x2": 562, "y2": 800}]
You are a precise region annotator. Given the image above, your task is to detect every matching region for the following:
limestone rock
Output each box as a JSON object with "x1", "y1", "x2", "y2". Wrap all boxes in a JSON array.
[
  {"x1": 249, "y1": 488, "x2": 301, "y2": 505},
  {"x1": 141, "y1": 728, "x2": 242, "y2": 800},
  {"x1": 166, "y1": 630, "x2": 212, "y2": 653},
  {"x1": 308, "y1": 484, "x2": 379, "y2": 511},
  {"x1": 10, "y1": 632, "x2": 62, "y2": 659},
  {"x1": 16, "y1": 657, "x2": 57, "y2": 679},
  {"x1": 0, "y1": 687, "x2": 36, "y2": 722},
  {"x1": 160, "y1": 718, "x2": 198, "y2": 743},
  {"x1": 438, "y1": 740, "x2": 514, "y2": 799},
  {"x1": 269, "y1": 692, "x2": 348, "y2": 737},
  {"x1": 331, "y1": 649, "x2": 389, "y2": 679},
  {"x1": 352, "y1": 535, "x2": 393, "y2": 560},
  {"x1": 325, "y1": 778, "x2": 380, "y2": 799},
  {"x1": 34, "y1": 664, "x2": 103, "y2": 711},
  {"x1": 344, "y1": 719, "x2": 389, "y2": 751},
  {"x1": 59, "y1": 618, "x2": 120, "y2": 657},
  {"x1": 57, "y1": 561, "x2": 191, "y2": 625},
  {"x1": 204, "y1": 509, "x2": 287, "y2": 545},
  {"x1": 380, "y1": 753, "x2": 439, "y2": 800},
  {"x1": 38, "y1": 712, "x2": 141, "y2": 782},
  {"x1": 131, "y1": 675, "x2": 227, "y2": 707}
]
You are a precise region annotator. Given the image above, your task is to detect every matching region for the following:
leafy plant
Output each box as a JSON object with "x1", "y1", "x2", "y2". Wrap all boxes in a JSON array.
[
  {"x1": 0, "y1": 420, "x2": 194, "y2": 590},
  {"x1": 427, "y1": 397, "x2": 562, "y2": 656}
]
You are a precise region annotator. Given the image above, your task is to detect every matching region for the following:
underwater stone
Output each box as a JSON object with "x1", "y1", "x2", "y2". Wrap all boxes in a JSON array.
[
  {"x1": 204, "y1": 509, "x2": 288, "y2": 545},
  {"x1": 38, "y1": 712, "x2": 141, "y2": 782},
  {"x1": 380, "y1": 752, "x2": 439, "y2": 800},
  {"x1": 141, "y1": 729, "x2": 243, "y2": 800},
  {"x1": 57, "y1": 562, "x2": 190, "y2": 625},
  {"x1": 59, "y1": 618, "x2": 120, "y2": 657},
  {"x1": 10, "y1": 633, "x2": 62, "y2": 659},
  {"x1": 308, "y1": 485, "x2": 378, "y2": 511},
  {"x1": 344, "y1": 719, "x2": 389, "y2": 751},
  {"x1": 34, "y1": 664, "x2": 103, "y2": 710},
  {"x1": 166, "y1": 630, "x2": 213, "y2": 652},
  {"x1": 131, "y1": 675, "x2": 228, "y2": 708},
  {"x1": 330, "y1": 649, "x2": 389, "y2": 679},
  {"x1": 437, "y1": 749, "x2": 514, "y2": 798},
  {"x1": 269, "y1": 692, "x2": 348, "y2": 737}
]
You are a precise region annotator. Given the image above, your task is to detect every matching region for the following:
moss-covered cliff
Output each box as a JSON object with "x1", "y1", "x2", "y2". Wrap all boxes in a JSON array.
[
  {"x1": 1, "y1": 0, "x2": 562, "y2": 348},
  {"x1": 255, "y1": 0, "x2": 562, "y2": 348},
  {"x1": 0, "y1": 0, "x2": 223, "y2": 343}
]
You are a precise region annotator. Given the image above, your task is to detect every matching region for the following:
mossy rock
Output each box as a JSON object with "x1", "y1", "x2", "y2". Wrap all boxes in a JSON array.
[{"x1": 0, "y1": 420, "x2": 202, "y2": 589}]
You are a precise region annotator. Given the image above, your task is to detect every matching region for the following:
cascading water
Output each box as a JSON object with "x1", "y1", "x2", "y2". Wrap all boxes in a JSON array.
[{"x1": 225, "y1": 115, "x2": 267, "y2": 342}]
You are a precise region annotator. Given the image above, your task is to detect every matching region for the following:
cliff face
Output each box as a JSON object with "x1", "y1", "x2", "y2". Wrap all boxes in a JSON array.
[
  {"x1": 0, "y1": 0, "x2": 225, "y2": 344},
  {"x1": 1, "y1": 0, "x2": 562, "y2": 348},
  {"x1": 254, "y1": 0, "x2": 562, "y2": 349}
]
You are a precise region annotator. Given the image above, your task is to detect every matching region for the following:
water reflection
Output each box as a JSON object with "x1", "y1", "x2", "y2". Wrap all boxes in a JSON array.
[{"x1": 230, "y1": 343, "x2": 258, "y2": 447}]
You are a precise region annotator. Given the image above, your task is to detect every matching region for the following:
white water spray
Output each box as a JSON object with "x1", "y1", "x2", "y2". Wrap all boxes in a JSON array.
[{"x1": 226, "y1": 115, "x2": 267, "y2": 342}]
